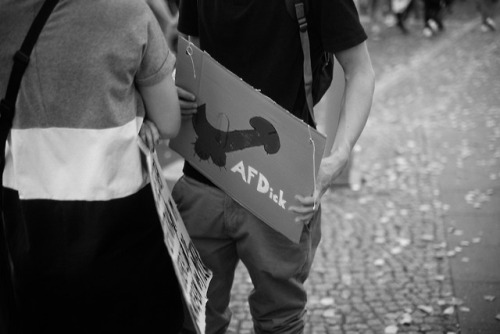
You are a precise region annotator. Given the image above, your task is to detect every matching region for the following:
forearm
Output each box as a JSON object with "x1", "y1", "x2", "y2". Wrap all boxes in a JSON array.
[
  {"x1": 313, "y1": 42, "x2": 374, "y2": 195},
  {"x1": 329, "y1": 42, "x2": 375, "y2": 161},
  {"x1": 330, "y1": 64, "x2": 375, "y2": 160},
  {"x1": 139, "y1": 74, "x2": 181, "y2": 139}
]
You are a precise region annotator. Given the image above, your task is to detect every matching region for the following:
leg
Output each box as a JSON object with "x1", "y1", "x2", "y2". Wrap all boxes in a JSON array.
[
  {"x1": 396, "y1": 12, "x2": 409, "y2": 33},
  {"x1": 434, "y1": 1, "x2": 445, "y2": 31},
  {"x1": 422, "y1": 0, "x2": 433, "y2": 34},
  {"x1": 431, "y1": 0, "x2": 445, "y2": 30},
  {"x1": 232, "y1": 203, "x2": 322, "y2": 334},
  {"x1": 172, "y1": 177, "x2": 239, "y2": 334},
  {"x1": 477, "y1": 0, "x2": 497, "y2": 30},
  {"x1": 423, "y1": 0, "x2": 441, "y2": 35}
]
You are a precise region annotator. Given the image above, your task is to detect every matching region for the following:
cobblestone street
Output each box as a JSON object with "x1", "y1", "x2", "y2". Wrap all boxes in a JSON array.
[{"x1": 226, "y1": 2, "x2": 500, "y2": 333}]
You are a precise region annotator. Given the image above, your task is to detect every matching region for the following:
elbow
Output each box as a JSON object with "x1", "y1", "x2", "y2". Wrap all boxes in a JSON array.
[
  {"x1": 169, "y1": 122, "x2": 181, "y2": 139},
  {"x1": 159, "y1": 114, "x2": 181, "y2": 139},
  {"x1": 159, "y1": 122, "x2": 180, "y2": 139}
]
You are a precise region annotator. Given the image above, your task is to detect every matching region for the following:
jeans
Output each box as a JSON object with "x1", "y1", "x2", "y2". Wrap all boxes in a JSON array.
[{"x1": 172, "y1": 175, "x2": 322, "y2": 334}]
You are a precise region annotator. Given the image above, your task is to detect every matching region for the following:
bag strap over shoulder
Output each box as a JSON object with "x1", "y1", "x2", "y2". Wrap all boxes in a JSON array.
[
  {"x1": 0, "y1": 2, "x2": 59, "y2": 331},
  {"x1": 0, "y1": 0, "x2": 60, "y2": 137},
  {"x1": 284, "y1": 0, "x2": 310, "y2": 21},
  {"x1": 285, "y1": 0, "x2": 315, "y2": 124}
]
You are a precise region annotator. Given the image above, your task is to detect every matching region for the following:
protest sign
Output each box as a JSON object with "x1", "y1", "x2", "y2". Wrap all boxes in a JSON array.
[
  {"x1": 169, "y1": 37, "x2": 327, "y2": 243},
  {"x1": 139, "y1": 140, "x2": 212, "y2": 334}
]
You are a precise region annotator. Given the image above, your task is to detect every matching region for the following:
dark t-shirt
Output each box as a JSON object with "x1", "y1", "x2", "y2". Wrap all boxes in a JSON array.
[
  {"x1": 178, "y1": 0, "x2": 366, "y2": 119},
  {"x1": 177, "y1": 0, "x2": 367, "y2": 184}
]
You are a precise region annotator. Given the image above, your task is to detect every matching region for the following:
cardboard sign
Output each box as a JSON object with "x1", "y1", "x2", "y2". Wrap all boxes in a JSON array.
[
  {"x1": 170, "y1": 37, "x2": 326, "y2": 243},
  {"x1": 139, "y1": 140, "x2": 212, "y2": 334}
]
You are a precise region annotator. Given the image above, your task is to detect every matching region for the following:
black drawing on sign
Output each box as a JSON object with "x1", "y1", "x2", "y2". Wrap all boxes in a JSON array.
[{"x1": 192, "y1": 104, "x2": 281, "y2": 167}]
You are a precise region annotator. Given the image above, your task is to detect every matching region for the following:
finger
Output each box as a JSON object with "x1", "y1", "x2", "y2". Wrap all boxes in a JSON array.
[
  {"x1": 180, "y1": 100, "x2": 198, "y2": 111},
  {"x1": 177, "y1": 87, "x2": 198, "y2": 112},
  {"x1": 177, "y1": 86, "x2": 196, "y2": 101},
  {"x1": 291, "y1": 211, "x2": 315, "y2": 225},
  {"x1": 146, "y1": 136, "x2": 154, "y2": 151},
  {"x1": 293, "y1": 194, "x2": 316, "y2": 208},
  {"x1": 181, "y1": 108, "x2": 198, "y2": 117},
  {"x1": 143, "y1": 120, "x2": 162, "y2": 148},
  {"x1": 296, "y1": 214, "x2": 314, "y2": 225},
  {"x1": 147, "y1": 120, "x2": 161, "y2": 145},
  {"x1": 139, "y1": 123, "x2": 148, "y2": 142},
  {"x1": 288, "y1": 197, "x2": 320, "y2": 225},
  {"x1": 288, "y1": 204, "x2": 315, "y2": 215},
  {"x1": 144, "y1": 131, "x2": 154, "y2": 150},
  {"x1": 139, "y1": 131, "x2": 147, "y2": 146},
  {"x1": 142, "y1": 124, "x2": 156, "y2": 150}
]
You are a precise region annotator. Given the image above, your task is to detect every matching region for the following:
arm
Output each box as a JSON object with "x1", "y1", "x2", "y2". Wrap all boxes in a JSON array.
[
  {"x1": 320, "y1": 41, "x2": 375, "y2": 195},
  {"x1": 136, "y1": 31, "x2": 197, "y2": 147},
  {"x1": 138, "y1": 72, "x2": 181, "y2": 148},
  {"x1": 289, "y1": 41, "x2": 375, "y2": 223},
  {"x1": 146, "y1": 0, "x2": 199, "y2": 114}
]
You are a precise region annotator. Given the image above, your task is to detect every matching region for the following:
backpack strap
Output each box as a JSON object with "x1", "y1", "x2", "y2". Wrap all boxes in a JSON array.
[
  {"x1": 284, "y1": 0, "x2": 310, "y2": 20},
  {"x1": 285, "y1": 0, "x2": 315, "y2": 124}
]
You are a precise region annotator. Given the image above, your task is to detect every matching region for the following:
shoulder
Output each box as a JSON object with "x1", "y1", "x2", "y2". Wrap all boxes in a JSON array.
[
  {"x1": 311, "y1": 0, "x2": 368, "y2": 53},
  {"x1": 88, "y1": 0, "x2": 155, "y2": 25},
  {"x1": 88, "y1": 1, "x2": 161, "y2": 41},
  {"x1": 312, "y1": 0, "x2": 362, "y2": 19}
]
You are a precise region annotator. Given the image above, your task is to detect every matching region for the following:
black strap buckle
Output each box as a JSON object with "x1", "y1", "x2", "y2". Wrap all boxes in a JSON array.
[
  {"x1": 298, "y1": 17, "x2": 308, "y2": 32},
  {"x1": 294, "y1": 3, "x2": 308, "y2": 32},
  {"x1": 13, "y1": 50, "x2": 30, "y2": 67}
]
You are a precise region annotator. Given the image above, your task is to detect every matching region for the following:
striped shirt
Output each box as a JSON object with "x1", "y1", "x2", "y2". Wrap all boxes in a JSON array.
[{"x1": 1, "y1": 0, "x2": 175, "y2": 201}]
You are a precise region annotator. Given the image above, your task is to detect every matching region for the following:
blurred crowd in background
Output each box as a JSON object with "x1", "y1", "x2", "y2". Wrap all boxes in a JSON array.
[{"x1": 355, "y1": 0, "x2": 497, "y2": 36}]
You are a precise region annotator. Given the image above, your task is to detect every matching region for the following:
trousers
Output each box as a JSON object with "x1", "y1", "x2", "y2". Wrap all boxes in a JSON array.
[{"x1": 172, "y1": 175, "x2": 322, "y2": 334}]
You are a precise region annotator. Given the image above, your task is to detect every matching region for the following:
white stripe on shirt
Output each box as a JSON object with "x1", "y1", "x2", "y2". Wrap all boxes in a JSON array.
[{"x1": 3, "y1": 118, "x2": 149, "y2": 201}]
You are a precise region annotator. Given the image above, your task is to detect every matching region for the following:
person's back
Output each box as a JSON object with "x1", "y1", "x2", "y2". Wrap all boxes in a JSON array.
[
  {"x1": 1, "y1": 0, "x2": 174, "y2": 199},
  {"x1": 0, "y1": 1, "x2": 183, "y2": 332}
]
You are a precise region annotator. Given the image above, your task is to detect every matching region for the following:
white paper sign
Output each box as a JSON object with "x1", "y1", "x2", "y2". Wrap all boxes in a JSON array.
[{"x1": 139, "y1": 140, "x2": 212, "y2": 334}]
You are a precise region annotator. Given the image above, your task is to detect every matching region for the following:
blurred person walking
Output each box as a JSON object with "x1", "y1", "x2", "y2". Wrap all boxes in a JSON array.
[
  {"x1": 422, "y1": 0, "x2": 446, "y2": 36},
  {"x1": 0, "y1": 0, "x2": 183, "y2": 333},
  {"x1": 476, "y1": 0, "x2": 497, "y2": 31},
  {"x1": 393, "y1": 0, "x2": 417, "y2": 34}
]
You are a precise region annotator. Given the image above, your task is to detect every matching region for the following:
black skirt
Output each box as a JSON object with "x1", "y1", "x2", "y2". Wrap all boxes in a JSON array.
[{"x1": 2, "y1": 185, "x2": 184, "y2": 334}]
